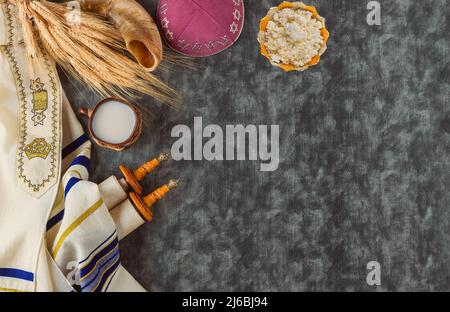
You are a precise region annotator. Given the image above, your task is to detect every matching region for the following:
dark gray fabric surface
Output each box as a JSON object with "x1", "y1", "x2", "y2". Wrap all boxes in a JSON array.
[{"x1": 61, "y1": 0, "x2": 450, "y2": 291}]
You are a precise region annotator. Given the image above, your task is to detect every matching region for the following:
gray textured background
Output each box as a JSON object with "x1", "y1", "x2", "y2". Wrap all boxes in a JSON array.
[{"x1": 61, "y1": 0, "x2": 450, "y2": 291}]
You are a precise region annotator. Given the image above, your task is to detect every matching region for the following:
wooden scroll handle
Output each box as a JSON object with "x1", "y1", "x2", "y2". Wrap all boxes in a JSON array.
[
  {"x1": 142, "y1": 179, "x2": 179, "y2": 208},
  {"x1": 133, "y1": 152, "x2": 169, "y2": 181},
  {"x1": 119, "y1": 152, "x2": 170, "y2": 194},
  {"x1": 129, "y1": 179, "x2": 179, "y2": 222}
]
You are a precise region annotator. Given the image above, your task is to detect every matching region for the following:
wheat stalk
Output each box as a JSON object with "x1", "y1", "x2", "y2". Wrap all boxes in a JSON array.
[{"x1": 13, "y1": 0, "x2": 180, "y2": 106}]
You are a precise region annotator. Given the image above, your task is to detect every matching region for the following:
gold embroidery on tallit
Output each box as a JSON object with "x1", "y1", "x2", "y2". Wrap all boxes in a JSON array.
[
  {"x1": 30, "y1": 78, "x2": 48, "y2": 126},
  {"x1": 0, "y1": 286, "x2": 28, "y2": 292},
  {"x1": 1, "y1": 0, "x2": 60, "y2": 194},
  {"x1": 24, "y1": 138, "x2": 51, "y2": 159}
]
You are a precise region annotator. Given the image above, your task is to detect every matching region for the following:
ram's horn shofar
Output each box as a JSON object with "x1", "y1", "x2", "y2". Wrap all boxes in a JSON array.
[{"x1": 78, "y1": 0, "x2": 163, "y2": 71}]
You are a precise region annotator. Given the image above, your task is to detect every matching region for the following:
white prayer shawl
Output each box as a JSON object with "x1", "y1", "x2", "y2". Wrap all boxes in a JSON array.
[{"x1": 0, "y1": 1, "x2": 146, "y2": 292}]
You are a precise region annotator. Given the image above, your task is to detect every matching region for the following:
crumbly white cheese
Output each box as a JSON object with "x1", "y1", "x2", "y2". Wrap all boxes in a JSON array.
[{"x1": 263, "y1": 8, "x2": 323, "y2": 67}]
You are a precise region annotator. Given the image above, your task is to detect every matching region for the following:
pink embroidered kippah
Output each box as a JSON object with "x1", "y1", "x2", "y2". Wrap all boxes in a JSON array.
[{"x1": 157, "y1": 0, "x2": 245, "y2": 57}]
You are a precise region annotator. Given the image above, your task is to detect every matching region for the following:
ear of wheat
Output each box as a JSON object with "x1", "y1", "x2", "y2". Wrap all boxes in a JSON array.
[{"x1": 12, "y1": 0, "x2": 180, "y2": 106}]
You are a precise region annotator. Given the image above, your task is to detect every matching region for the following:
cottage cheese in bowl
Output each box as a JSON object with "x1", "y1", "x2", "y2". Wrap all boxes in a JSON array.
[{"x1": 258, "y1": 2, "x2": 329, "y2": 71}]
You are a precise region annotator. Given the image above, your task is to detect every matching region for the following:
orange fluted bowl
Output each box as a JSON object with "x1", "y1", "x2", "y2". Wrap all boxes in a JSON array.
[{"x1": 257, "y1": 1, "x2": 329, "y2": 72}]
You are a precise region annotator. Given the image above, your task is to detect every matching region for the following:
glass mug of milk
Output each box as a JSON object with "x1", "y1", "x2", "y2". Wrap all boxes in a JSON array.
[{"x1": 79, "y1": 98, "x2": 142, "y2": 151}]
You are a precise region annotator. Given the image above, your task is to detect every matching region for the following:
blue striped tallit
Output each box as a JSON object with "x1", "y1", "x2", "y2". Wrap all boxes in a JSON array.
[
  {"x1": 78, "y1": 231, "x2": 121, "y2": 292},
  {"x1": 46, "y1": 138, "x2": 91, "y2": 232},
  {"x1": 48, "y1": 138, "x2": 122, "y2": 292},
  {"x1": 0, "y1": 268, "x2": 34, "y2": 282}
]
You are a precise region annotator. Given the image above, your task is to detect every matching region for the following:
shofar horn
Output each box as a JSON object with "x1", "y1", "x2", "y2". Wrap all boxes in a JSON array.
[{"x1": 78, "y1": 0, "x2": 163, "y2": 71}]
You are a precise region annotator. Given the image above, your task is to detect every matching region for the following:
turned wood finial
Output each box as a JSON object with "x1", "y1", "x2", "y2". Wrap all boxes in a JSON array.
[
  {"x1": 133, "y1": 152, "x2": 169, "y2": 181},
  {"x1": 129, "y1": 179, "x2": 180, "y2": 222},
  {"x1": 119, "y1": 152, "x2": 170, "y2": 194},
  {"x1": 142, "y1": 178, "x2": 179, "y2": 207}
]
